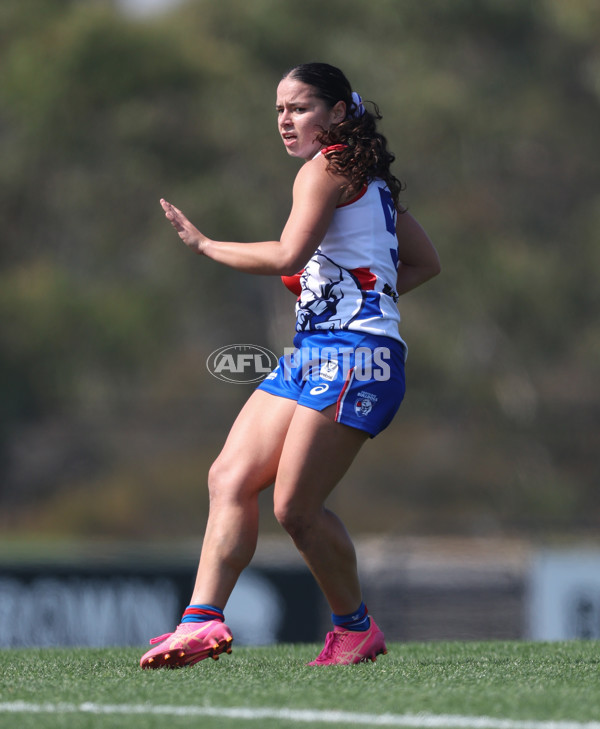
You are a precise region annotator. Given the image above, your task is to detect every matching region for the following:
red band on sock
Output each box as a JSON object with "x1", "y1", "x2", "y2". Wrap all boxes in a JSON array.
[{"x1": 182, "y1": 607, "x2": 224, "y2": 621}]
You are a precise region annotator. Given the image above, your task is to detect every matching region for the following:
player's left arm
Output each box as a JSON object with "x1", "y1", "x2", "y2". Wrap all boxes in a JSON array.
[{"x1": 395, "y1": 212, "x2": 441, "y2": 295}]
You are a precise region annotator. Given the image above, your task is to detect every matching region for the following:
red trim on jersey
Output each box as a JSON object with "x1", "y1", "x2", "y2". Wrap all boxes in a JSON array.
[
  {"x1": 281, "y1": 269, "x2": 304, "y2": 296},
  {"x1": 350, "y1": 266, "x2": 377, "y2": 290},
  {"x1": 321, "y1": 144, "x2": 348, "y2": 155},
  {"x1": 337, "y1": 185, "x2": 368, "y2": 207}
]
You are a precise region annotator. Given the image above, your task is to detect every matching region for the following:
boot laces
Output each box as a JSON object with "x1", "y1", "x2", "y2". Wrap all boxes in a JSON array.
[
  {"x1": 149, "y1": 632, "x2": 173, "y2": 645},
  {"x1": 316, "y1": 631, "x2": 341, "y2": 660}
]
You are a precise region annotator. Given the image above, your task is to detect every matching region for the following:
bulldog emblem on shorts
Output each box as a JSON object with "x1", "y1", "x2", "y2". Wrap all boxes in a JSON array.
[{"x1": 354, "y1": 391, "x2": 377, "y2": 417}]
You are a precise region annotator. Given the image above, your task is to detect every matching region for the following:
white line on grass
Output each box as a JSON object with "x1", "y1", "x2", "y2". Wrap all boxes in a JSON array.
[{"x1": 0, "y1": 703, "x2": 599, "y2": 729}]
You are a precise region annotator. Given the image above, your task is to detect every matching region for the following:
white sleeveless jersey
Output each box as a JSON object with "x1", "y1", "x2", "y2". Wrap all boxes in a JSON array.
[{"x1": 283, "y1": 173, "x2": 405, "y2": 346}]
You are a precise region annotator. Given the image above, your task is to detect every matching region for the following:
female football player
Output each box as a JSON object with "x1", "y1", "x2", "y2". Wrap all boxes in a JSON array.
[{"x1": 141, "y1": 62, "x2": 440, "y2": 668}]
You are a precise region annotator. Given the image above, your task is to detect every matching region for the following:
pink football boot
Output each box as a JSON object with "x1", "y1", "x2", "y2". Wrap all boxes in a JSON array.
[
  {"x1": 308, "y1": 617, "x2": 387, "y2": 666},
  {"x1": 140, "y1": 620, "x2": 233, "y2": 669}
]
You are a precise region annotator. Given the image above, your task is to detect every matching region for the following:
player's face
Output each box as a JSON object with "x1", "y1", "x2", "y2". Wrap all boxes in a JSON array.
[{"x1": 276, "y1": 78, "x2": 346, "y2": 161}]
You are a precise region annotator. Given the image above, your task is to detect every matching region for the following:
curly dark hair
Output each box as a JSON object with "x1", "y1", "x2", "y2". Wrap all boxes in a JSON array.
[{"x1": 282, "y1": 62, "x2": 405, "y2": 212}]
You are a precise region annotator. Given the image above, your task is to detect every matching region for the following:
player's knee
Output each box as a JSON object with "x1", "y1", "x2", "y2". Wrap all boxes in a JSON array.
[
  {"x1": 273, "y1": 499, "x2": 311, "y2": 542},
  {"x1": 207, "y1": 457, "x2": 237, "y2": 502},
  {"x1": 208, "y1": 456, "x2": 263, "y2": 503}
]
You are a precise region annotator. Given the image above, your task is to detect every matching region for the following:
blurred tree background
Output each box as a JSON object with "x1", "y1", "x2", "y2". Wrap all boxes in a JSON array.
[{"x1": 0, "y1": 0, "x2": 598, "y2": 541}]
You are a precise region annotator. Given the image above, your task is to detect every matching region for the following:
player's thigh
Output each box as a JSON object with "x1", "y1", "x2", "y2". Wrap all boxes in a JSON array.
[
  {"x1": 273, "y1": 403, "x2": 368, "y2": 516},
  {"x1": 209, "y1": 389, "x2": 297, "y2": 498}
]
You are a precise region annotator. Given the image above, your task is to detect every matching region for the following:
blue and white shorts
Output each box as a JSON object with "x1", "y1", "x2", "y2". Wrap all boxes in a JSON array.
[{"x1": 257, "y1": 330, "x2": 406, "y2": 437}]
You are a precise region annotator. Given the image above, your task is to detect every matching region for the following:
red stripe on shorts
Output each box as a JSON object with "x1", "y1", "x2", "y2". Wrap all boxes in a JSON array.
[{"x1": 335, "y1": 367, "x2": 355, "y2": 422}]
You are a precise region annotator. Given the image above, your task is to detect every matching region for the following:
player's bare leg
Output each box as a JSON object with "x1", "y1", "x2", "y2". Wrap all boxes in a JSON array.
[
  {"x1": 190, "y1": 390, "x2": 297, "y2": 608},
  {"x1": 272, "y1": 405, "x2": 388, "y2": 665},
  {"x1": 141, "y1": 390, "x2": 296, "y2": 668},
  {"x1": 273, "y1": 404, "x2": 368, "y2": 615}
]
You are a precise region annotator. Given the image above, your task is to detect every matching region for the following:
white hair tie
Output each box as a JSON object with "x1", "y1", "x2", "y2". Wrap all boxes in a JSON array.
[{"x1": 351, "y1": 91, "x2": 366, "y2": 118}]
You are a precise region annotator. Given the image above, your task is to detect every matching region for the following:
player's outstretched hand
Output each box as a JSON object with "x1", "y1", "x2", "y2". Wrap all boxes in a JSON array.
[{"x1": 160, "y1": 198, "x2": 206, "y2": 255}]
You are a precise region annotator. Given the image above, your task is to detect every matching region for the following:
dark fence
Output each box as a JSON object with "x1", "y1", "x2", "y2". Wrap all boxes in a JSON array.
[{"x1": 2, "y1": 540, "x2": 599, "y2": 647}]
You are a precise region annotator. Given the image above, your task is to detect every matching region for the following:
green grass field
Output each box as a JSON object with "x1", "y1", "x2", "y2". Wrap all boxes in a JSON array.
[{"x1": 1, "y1": 641, "x2": 599, "y2": 729}]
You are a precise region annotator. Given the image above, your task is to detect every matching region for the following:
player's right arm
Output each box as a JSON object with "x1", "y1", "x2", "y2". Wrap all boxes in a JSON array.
[{"x1": 160, "y1": 155, "x2": 345, "y2": 276}]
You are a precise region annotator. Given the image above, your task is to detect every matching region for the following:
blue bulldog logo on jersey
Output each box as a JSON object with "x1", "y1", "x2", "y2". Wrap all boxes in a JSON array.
[
  {"x1": 296, "y1": 251, "x2": 386, "y2": 332},
  {"x1": 296, "y1": 253, "x2": 351, "y2": 331}
]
